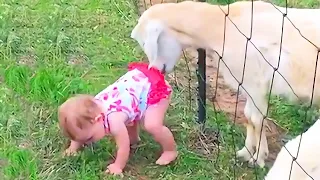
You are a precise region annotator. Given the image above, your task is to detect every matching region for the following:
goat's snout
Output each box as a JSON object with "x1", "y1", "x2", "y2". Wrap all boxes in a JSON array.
[{"x1": 161, "y1": 64, "x2": 166, "y2": 74}]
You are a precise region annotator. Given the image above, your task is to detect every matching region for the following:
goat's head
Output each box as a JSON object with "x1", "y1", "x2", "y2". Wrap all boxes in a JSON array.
[{"x1": 131, "y1": 19, "x2": 182, "y2": 74}]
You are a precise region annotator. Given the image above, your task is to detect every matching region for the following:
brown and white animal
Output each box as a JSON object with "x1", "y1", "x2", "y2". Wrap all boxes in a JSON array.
[{"x1": 130, "y1": 0, "x2": 320, "y2": 168}]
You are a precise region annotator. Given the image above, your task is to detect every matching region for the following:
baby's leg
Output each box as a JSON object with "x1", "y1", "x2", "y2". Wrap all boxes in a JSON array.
[
  {"x1": 127, "y1": 122, "x2": 140, "y2": 145},
  {"x1": 142, "y1": 98, "x2": 177, "y2": 165}
]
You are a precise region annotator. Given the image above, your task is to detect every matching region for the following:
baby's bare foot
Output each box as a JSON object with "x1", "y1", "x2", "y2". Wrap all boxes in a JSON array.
[{"x1": 156, "y1": 151, "x2": 178, "y2": 165}]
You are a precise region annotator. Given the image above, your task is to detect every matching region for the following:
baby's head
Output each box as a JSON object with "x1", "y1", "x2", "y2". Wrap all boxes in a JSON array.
[{"x1": 58, "y1": 94, "x2": 106, "y2": 144}]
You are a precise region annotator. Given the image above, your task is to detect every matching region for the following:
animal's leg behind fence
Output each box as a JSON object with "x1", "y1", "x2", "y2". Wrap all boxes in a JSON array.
[
  {"x1": 249, "y1": 92, "x2": 269, "y2": 168},
  {"x1": 236, "y1": 99, "x2": 256, "y2": 161}
]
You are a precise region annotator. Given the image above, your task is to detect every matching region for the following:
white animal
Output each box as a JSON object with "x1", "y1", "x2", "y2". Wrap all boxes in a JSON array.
[
  {"x1": 265, "y1": 119, "x2": 320, "y2": 180},
  {"x1": 131, "y1": 0, "x2": 320, "y2": 168}
]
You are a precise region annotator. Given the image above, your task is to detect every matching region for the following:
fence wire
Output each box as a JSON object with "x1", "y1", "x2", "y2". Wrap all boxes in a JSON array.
[{"x1": 135, "y1": 0, "x2": 320, "y2": 179}]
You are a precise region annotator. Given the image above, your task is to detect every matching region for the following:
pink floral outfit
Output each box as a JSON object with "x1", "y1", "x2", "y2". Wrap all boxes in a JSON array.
[{"x1": 94, "y1": 62, "x2": 172, "y2": 132}]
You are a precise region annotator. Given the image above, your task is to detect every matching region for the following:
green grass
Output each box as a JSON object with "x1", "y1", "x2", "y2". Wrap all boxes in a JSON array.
[{"x1": 0, "y1": 0, "x2": 319, "y2": 180}]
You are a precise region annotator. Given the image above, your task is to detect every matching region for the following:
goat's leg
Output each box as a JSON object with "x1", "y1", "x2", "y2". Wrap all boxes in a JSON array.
[
  {"x1": 249, "y1": 99, "x2": 269, "y2": 168},
  {"x1": 237, "y1": 100, "x2": 256, "y2": 161}
]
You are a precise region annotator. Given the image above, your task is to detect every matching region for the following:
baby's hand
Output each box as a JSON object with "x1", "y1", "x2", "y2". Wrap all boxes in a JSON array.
[
  {"x1": 105, "y1": 163, "x2": 123, "y2": 175},
  {"x1": 106, "y1": 112, "x2": 131, "y2": 176},
  {"x1": 63, "y1": 140, "x2": 83, "y2": 157}
]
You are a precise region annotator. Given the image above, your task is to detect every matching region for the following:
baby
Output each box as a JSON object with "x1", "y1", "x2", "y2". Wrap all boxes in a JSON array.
[{"x1": 58, "y1": 62, "x2": 177, "y2": 175}]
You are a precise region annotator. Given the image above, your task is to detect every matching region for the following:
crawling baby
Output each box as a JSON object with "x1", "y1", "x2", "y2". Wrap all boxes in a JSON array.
[{"x1": 58, "y1": 62, "x2": 177, "y2": 175}]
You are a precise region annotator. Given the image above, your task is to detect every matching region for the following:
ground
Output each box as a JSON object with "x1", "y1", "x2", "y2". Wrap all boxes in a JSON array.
[{"x1": 0, "y1": 0, "x2": 319, "y2": 180}]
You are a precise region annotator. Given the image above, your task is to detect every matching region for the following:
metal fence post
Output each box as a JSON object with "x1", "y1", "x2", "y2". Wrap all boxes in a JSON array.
[
  {"x1": 194, "y1": 0, "x2": 207, "y2": 126},
  {"x1": 196, "y1": 48, "x2": 206, "y2": 124}
]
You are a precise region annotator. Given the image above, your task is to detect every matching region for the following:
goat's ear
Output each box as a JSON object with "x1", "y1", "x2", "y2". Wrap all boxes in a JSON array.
[
  {"x1": 131, "y1": 23, "x2": 138, "y2": 39},
  {"x1": 131, "y1": 23, "x2": 146, "y2": 53},
  {"x1": 144, "y1": 20, "x2": 164, "y2": 64}
]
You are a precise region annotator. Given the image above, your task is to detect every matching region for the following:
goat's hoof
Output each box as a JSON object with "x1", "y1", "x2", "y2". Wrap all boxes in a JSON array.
[
  {"x1": 249, "y1": 157, "x2": 265, "y2": 168},
  {"x1": 236, "y1": 148, "x2": 252, "y2": 162}
]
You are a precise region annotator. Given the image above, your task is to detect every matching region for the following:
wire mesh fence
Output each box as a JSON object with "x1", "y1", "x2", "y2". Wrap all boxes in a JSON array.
[{"x1": 133, "y1": 0, "x2": 320, "y2": 179}]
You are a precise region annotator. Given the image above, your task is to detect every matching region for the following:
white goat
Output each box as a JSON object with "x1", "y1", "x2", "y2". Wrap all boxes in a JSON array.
[
  {"x1": 265, "y1": 119, "x2": 320, "y2": 180},
  {"x1": 130, "y1": 0, "x2": 320, "y2": 168}
]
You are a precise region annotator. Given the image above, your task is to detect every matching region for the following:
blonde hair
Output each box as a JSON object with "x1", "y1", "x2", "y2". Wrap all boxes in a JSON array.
[{"x1": 58, "y1": 94, "x2": 101, "y2": 142}]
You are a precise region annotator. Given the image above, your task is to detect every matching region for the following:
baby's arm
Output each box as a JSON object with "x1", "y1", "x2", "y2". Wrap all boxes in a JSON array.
[{"x1": 106, "y1": 112, "x2": 130, "y2": 175}]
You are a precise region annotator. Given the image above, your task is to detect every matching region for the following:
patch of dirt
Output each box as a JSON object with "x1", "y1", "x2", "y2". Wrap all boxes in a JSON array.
[
  {"x1": 0, "y1": 159, "x2": 7, "y2": 166},
  {"x1": 18, "y1": 54, "x2": 37, "y2": 67},
  {"x1": 18, "y1": 141, "x2": 32, "y2": 149},
  {"x1": 126, "y1": 167, "x2": 150, "y2": 180},
  {"x1": 137, "y1": 0, "x2": 286, "y2": 166},
  {"x1": 67, "y1": 54, "x2": 89, "y2": 66}
]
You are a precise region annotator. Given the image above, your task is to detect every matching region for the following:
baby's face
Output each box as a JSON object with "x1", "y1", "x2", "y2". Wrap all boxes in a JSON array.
[{"x1": 82, "y1": 119, "x2": 106, "y2": 145}]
